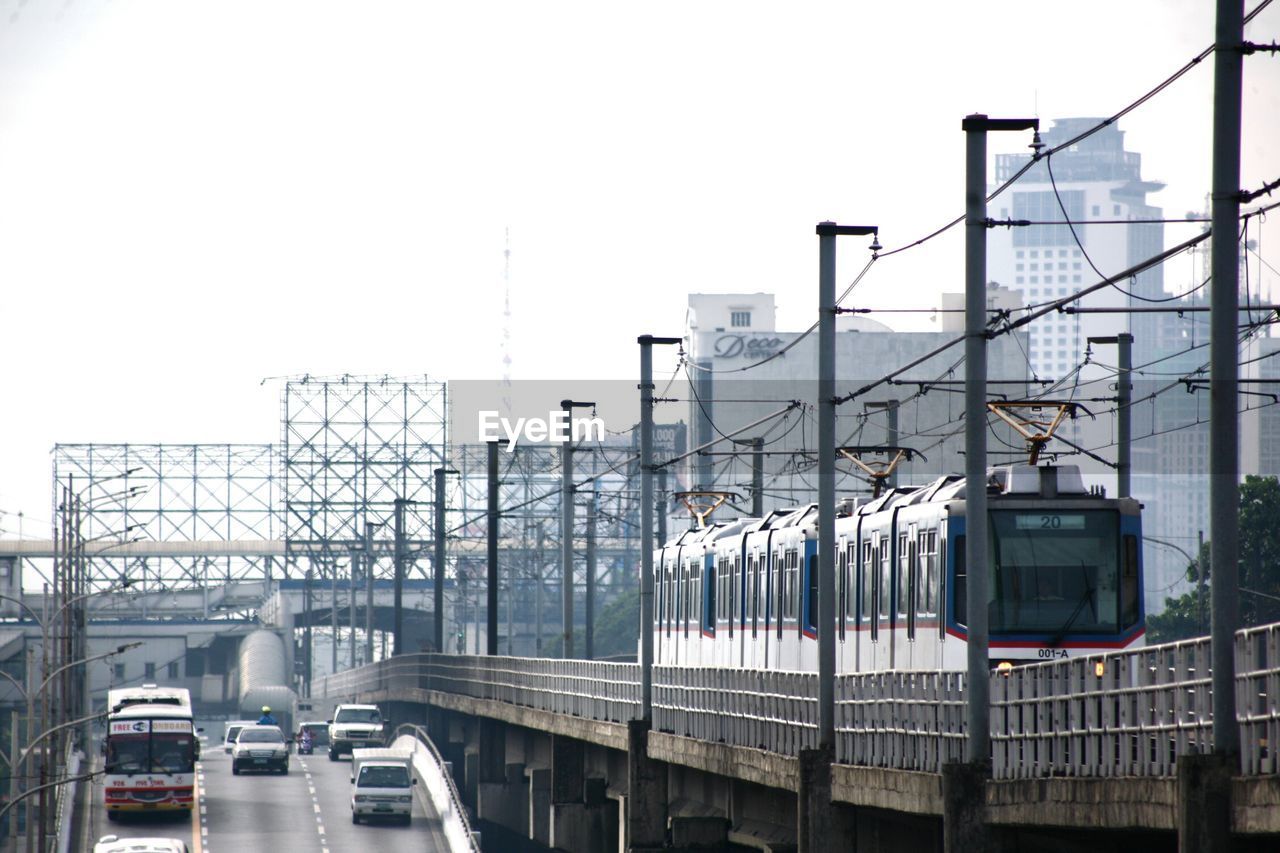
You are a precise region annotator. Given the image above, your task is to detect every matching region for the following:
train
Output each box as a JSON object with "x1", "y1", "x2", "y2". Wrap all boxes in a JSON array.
[{"x1": 653, "y1": 463, "x2": 1144, "y2": 672}]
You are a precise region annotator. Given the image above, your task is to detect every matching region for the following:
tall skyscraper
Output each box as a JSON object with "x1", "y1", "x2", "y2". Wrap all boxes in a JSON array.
[{"x1": 988, "y1": 117, "x2": 1166, "y2": 380}]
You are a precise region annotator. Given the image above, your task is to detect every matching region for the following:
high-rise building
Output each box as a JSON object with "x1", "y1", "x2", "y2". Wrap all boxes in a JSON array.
[
  {"x1": 986, "y1": 118, "x2": 1278, "y2": 610},
  {"x1": 987, "y1": 117, "x2": 1166, "y2": 381}
]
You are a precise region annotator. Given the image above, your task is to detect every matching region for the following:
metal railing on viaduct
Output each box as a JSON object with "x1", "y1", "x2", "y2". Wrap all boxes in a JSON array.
[{"x1": 315, "y1": 620, "x2": 1278, "y2": 781}]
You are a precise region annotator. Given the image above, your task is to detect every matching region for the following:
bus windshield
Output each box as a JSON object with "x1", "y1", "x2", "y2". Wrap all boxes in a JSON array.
[
  {"x1": 106, "y1": 729, "x2": 196, "y2": 774},
  {"x1": 989, "y1": 510, "x2": 1119, "y2": 637}
]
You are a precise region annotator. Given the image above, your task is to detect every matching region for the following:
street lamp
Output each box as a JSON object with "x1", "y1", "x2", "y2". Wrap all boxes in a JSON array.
[
  {"x1": 1145, "y1": 536, "x2": 1204, "y2": 634},
  {"x1": 0, "y1": 583, "x2": 133, "y2": 849},
  {"x1": 14, "y1": 641, "x2": 139, "y2": 850}
]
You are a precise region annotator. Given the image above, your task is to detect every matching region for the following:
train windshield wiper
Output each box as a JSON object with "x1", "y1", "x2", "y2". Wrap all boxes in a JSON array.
[{"x1": 1048, "y1": 562, "x2": 1095, "y2": 648}]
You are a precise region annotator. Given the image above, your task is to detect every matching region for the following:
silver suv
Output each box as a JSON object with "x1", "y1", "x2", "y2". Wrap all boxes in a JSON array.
[
  {"x1": 327, "y1": 704, "x2": 384, "y2": 760},
  {"x1": 231, "y1": 725, "x2": 289, "y2": 775}
]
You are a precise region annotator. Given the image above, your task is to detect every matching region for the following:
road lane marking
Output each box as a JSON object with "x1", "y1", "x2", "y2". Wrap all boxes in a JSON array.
[{"x1": 191, "y1": 764, "x2": 204, "y2": 853}]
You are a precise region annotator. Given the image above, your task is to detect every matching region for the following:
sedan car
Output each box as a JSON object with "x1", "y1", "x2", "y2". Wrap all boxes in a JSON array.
[
  {"x1": 231, "y1": 724, "x2": 289, "y2": 775},
  {"x1": 94, "y1": 836, "x2": 190, "y2": 853}
]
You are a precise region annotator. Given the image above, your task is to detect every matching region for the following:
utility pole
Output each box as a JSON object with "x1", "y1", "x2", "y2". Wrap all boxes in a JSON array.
[
  {"x1": 330, "y1": 564, "x2": 338, "y2": 675},
  {"x1": 816, "y1": 223, "x2": 878, "y2": 748},
  {"x1": 585, "y1": 492, "x2": 598, "y2": 660},
  {"x1": 348, "y1": 548, "x2": 358, "y2": 670},
  {"x1": 954, "y1": 114, "x2": 1038, "y2": 853},
  {"x1": 1089, "y1": 334, "x2": 1133, "y2": 497},
  {"x1": 364, "y1": 522, "x2": 379, "y2": 665},
  {"x1": 393, "y1": 499, "x2": 407, "y2": 656},
  {"x1": 752, "y1": 437, "x2": 764, "y2": 517},
  {"x1": 486, "y1": 440, "x2": 504, "y2": 656},
  {"x1": 433, "y1": 469, "x2": 455, "y2": 655},
  {"x1": 535, "y1": 521, "x2": 545, "y2": 656},
  {"x1": 656, "y1": 468, "x2": 668, "y2": 546},
  {"x1": 560, "y1": 400, "x2": 595, "y2": 659},
  {"x1": 303, "y1": 568, "x2": 313, "y2": 695},
  {"x1": 638, "y1": 335, "x2": 681, "y2": 722},
  {"x1": 811, "y1": 221, "x2": 879, "y2": 853},
  {"x1": 1208, "y1": 0, "x2": 1242, "y2": 761}
]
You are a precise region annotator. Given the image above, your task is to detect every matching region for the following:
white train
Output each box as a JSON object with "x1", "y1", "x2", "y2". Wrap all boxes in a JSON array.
[{"x1": 654, "y1": 464, "x2": 1145, "y2": 672}]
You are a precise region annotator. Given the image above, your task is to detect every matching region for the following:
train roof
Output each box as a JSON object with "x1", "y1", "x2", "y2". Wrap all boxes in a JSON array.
[{"x1": 659, "y1": 465, "x2": 1100, "y2": 545}]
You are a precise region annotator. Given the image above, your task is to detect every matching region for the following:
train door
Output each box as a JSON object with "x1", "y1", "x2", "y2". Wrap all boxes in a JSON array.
[
  {"x1": 900, "y1": 523, "x2": 918, "y2": 670},
  {"x1": 653, "y1": 551, "x2": 665, "y2": 665},
  {"x1": 714, "y1": 552, "x2": 729, "y2": 668},
  {"x1": 770, "y1": 541, "x2": 785, "y2": 670},
  {"x1": 874, "y1": 530, "x2": 893, "y2": 671},
  {"x1": 836, "y1": 534, "x2": 849, "y2": 673},
  {"x1": 777, "y1": 541, "x2": 799, "y2": 671},
  {"x1": 800, "y1": 538, "x2": 818, "y2": 671},
  {"x1": 859, "y1": 533, "x2": 875, "y2": 672},
  {"x1": 746, "y1": 547, "x2": 762, "y2": 669},
  {"x1": 916, "y1": 526, "x2": 942, "y2": 669},
  {"x1": 731, "y1": 551, "x2": 743, "y2": 669}
]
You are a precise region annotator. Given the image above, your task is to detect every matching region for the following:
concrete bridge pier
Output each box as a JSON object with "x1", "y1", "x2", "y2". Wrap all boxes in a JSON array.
[
  {"x1": 797, "y1": 747, "x2": 834, "y2": 853},
  {"x1": 942, "y1": 761, "x2": 989, "y2": 853},
  {"x1": 627, "y1": 720, "x2": 669, "y2": 853},
  {"x1": 549, "y1": 735, "x2": 612, "y2": 852}
]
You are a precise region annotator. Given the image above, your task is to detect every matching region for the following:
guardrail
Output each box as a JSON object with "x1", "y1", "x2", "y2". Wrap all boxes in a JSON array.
[
  {"x1": 837, "y1": 670, "x2": 966, "y2": 773},
  {"x1": 53, "y1": 743, "x2": 82, "y2": 853},
  {"x1": 425, "y1": 657, "x2": 641, "y2": 723},
  {"x1": 654, "y1": 667, "x2": 818, "y2": 756},
  {"x1": 312, "y1": 620, "x2": 1280, "y2": 781},
  {"x1": 392, "y1": 725, "x2": 480, "y2": 853}
]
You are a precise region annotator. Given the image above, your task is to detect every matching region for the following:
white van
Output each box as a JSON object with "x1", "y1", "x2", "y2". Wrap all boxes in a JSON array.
[
  {"x1": 222, "y1": 720, "x2": 256, "y2": 754},
  {"x1": 350, "y1": 748, "x2": 415, "y2": 825}
]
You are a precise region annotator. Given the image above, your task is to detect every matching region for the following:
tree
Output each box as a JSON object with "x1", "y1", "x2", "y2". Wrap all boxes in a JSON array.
[
  {"x1": 539, "y1": 587, "x2": 640, "y2": 660},
  {"x1": 1147, "y1": 475, "x2": 1280, "y2": 644}
]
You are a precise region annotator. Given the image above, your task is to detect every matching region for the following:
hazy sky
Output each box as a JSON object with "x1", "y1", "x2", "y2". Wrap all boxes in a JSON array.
[{"x1": 1, "y1": 0, "x2": 1277, "y2": 532}]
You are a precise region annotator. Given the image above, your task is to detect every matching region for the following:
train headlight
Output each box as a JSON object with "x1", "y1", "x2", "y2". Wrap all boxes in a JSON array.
[
  {"x1": 996, "y1": 661, "x2": 1013, "y2": 677},
  {"x1": 1094, "y1": 660, "x2": 1106, "y2": 678}
]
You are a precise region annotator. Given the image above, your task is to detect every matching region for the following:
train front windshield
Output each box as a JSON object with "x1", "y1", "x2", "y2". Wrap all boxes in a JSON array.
[{"x1": 989, "y1": 510, "x2": 1120, "y2": 636}]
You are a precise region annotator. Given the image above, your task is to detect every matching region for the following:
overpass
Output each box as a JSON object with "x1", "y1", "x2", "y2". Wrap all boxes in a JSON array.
[{"x1": 309, "y1": 622, "x2": 1280, "y2": 852}]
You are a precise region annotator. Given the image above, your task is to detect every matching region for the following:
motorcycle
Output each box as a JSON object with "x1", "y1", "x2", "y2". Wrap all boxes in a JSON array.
[{"x1": 297, "y1": 731, "x2": 314, "y2": 755}]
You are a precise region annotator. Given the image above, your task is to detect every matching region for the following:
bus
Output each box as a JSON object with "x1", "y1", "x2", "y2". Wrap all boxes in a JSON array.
[
  {"x1": 103, "y1": 692, "x2": 199, "y2": 819},
  {"x1": 107, "y1": 683, "x2": 192, "y2": 714}
]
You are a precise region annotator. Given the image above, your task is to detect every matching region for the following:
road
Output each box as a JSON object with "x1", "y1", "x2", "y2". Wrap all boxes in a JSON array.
[{"x1": 88, "y1": 727, "x2": 448, "y2": 852}]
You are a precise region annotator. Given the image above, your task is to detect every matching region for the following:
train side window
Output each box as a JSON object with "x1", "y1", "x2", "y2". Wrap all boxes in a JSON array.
[
  {"x1": 937, "y1": 534, "x2": 946, "y2": 639},
  {"x1": 861, "y1": 541, "x2": 874, "y2": 632},
  {"x1": 690, "y1": 558, "x2": 698, "y2": 634},
  {"x1": 785, "y1": 548, "x2": 799, "y2": 621},
  {"x1": 776, "y1": 550, "x2": 785, "y2": 639},
  {"x1": 845, "y1": 543, "x2": 858, "y2": 623},
  {"x1": 879, "y1": 543, "x2": 892, "y2": 622},
  {"x1": 837, "y1": 545, "x2": 847, "y2": 640},
  {"x1": 676, "y1": 560, "x2": 684, "y2": 631},
  {"x1": 655, "y1": 564, "x2": 663, "y2": 627},
  {"x1": 731, "y1": 555, "x2": 740, "y2": 636},
  {"x1": 1121, "y1": 535, "x2": 1140, "y2": 628},
  {"x1": 918, "y1": 530, "x2": 939, "y2": 622},
  {"x1": 903, "y1": 534, "x2": 916, "y2": 638},
  {"x1": 897, "y1": 533, "x2": 911, "y2": 624},
  {"x1": 953, "y1": 536, "x2": 966, "y2": 627},
  {"x1": 806, "y1": 553, "x2": 818, "y2": 633},
  {"x1": 703, "y1": 559, "x2": 713, "y2": 633},
  {"x1": 750, "y1": 555, "x2": 759, "y2": 638}
]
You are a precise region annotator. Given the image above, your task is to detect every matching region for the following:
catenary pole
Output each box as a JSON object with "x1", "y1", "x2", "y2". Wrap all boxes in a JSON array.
[
  {"x1": 639, "y1": 335, "x2": 681, "y2": 722},
  {"x1": 815, "y1": 222, "x2": 878, "y2": 749},
  {"x1": 1209, "y1": 0, "x2": 1242, "y2": 756}
]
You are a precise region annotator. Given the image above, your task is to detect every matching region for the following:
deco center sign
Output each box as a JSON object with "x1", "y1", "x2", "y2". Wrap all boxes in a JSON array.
[{"x1": 712, "y1": 334, "x2": 786, "y2": 360}]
